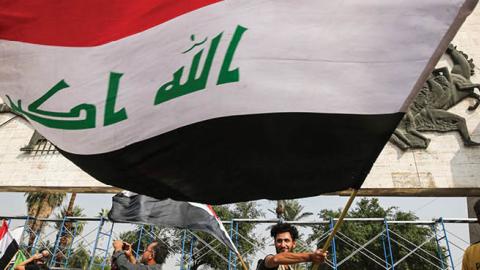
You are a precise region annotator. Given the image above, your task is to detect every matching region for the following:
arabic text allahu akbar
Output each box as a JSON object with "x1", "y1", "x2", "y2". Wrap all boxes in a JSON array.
[{"x1": 6, "y1": 25, "x2": 247, "y2": 130}]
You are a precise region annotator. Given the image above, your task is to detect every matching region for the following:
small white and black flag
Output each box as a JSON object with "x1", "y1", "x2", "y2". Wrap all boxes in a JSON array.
[{"x1": 0, "y1": 220, "x2": 19, "y2": 270}]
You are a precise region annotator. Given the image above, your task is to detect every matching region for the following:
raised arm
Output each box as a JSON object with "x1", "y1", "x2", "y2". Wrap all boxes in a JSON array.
[
  {"x1": 263, "y1": 249, "x2": 327, "y2": 268},
  {"x1": 14, "y1": 253, "x2": 43, "y2": 270}
]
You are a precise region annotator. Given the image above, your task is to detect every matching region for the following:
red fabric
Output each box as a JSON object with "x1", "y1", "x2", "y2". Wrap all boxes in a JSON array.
[
  {"x1": 0, "y1": 0, "x2": 221, "y2": 47},
  {"x1": 207, "y1": 205, "x2": 219, "y2": 219},
  {"x1": 0, "y1": 220, "x2": 8, "y2": 240}
]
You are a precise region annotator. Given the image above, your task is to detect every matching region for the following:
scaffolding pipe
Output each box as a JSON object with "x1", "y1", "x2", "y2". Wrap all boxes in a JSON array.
[
  {"x1": 329, "y1": 218, "x2": 338, "y2": 270},
  {"x1": 136, "y1": 225, "x2": 145, "y2": 260},
  {"x1": 228, "y1": 221, "x2": 234, "y2": 270},
  {"x1": 1, "y1": 215, "x2": 475, "y2": 270},
  {"x1": 187, "y1": 235, "x2": 196, "y2": 270},
  {"x1": 180, "y1": 230, "x2": 187, "y2": 270},
  {"x1": 440, "y1": 218, "x2": 455, "y2": 270},
  {"x1": 384, "y1": 218, "x2": 395, "y2": 270},
  {"x1": 88, "y1": 217, "x2": 105, "y2": 270},
  {"x1": 50, "y1": 216, "x2": 67, "y2": 266}
]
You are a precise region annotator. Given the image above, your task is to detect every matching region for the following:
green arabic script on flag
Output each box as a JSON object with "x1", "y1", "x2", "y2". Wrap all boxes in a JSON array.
[{"x1": 6, "y1": 25, "x2": 247, "y2": 130}]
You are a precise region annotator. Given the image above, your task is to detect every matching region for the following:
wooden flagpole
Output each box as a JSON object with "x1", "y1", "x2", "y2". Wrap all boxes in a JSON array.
[
  {"x1": 236, "y1": 252, "x2": 249, "y2": 270},
  {"x1": 312, "y1": 188, "x2": 359, "y2": 270}
]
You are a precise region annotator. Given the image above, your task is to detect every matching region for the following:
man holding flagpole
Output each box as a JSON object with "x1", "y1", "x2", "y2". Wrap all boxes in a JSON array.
[{"x1": 256, "y1": 223, "x2": 327, "y2": 270}]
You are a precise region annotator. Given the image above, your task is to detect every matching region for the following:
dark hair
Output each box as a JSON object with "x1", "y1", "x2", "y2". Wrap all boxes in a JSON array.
[
  {"x1": 474, "y1": 200, "x2": 480, "y2": 216},
  {"x1": 37, "y1": 265, "x2": 50, "y2": 270},
  {"x1": 270, "y1": 223, "x2": 299, "y2": 241},
  {"x1": 152, "y1": 241, "x2": 169, "y2": 264},
  {"x1": 38, "y1": 248, "x2": 50, "y2": 258}
]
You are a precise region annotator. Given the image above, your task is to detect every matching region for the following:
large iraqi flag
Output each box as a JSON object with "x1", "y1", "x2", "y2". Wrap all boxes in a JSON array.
[{"x1": 0, "y1": 0, "x2": 477, "y2": 204}]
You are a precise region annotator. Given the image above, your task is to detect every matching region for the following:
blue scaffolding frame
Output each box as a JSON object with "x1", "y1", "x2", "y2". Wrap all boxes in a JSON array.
[
  {"x1": 88, "y1": 217, "x2": 114, "y2": 270},
  {"x1": 0, "y1": 216, "x2": 474, "y2": 270},
  {"x1": 50, "y1": 216, "x2": 80, "y2": 267}
]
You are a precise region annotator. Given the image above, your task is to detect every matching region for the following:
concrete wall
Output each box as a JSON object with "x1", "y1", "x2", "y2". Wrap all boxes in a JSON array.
[
  {"x1": 0, "y1": 6, "x2": 479, "y2": 195},
  {"x1": 0, "y1": 114, "x2": 119, "y2": 192}
]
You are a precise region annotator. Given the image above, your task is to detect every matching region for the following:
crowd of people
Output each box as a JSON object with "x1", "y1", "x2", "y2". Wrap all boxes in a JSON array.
[
  {"x1": 109, "y1": 199, "x2": 478, "y2": 270},
  {"x1": 6, "y1": 199, "x2": 479, "y2": 270}
]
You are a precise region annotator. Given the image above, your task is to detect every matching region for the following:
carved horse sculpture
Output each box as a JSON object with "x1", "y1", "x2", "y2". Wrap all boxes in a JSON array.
[{"x1": 391, "y1": 45, "x2": 480, "y2": 150}]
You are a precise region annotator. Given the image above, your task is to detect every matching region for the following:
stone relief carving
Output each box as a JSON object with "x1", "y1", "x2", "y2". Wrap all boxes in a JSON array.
[{"x1": 390, "y1": 44, "x2": 480, "y2": 150}]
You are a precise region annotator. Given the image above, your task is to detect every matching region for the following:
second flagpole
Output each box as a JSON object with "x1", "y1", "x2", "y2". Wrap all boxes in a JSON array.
[{"x1": 312, "y1": 188, "x2": 359, "y2": 270}]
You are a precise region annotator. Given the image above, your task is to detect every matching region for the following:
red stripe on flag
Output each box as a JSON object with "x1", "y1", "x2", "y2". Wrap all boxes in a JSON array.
[
  {"x1": 0, "y1": 0, "x2": 222, "y2": 47},
  {"x1": 207, "y1": 205, "x2": 219, "y2": 219},
  {"x1": 0, "y1": 220, "x2": 8, "y2": 240}
]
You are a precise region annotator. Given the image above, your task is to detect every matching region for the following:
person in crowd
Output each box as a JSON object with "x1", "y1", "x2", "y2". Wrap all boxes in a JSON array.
[
  {"x1": 112, "y1": 239, "x2": 167, "y2": 270},
  {"x1": 462, "y1": 199, "x2": 480, "y2": 270},
  {"x1": 14, "y1": 248, "x2": 50, "y2": 270},
  {"x1": 256, "y1": 223, "x2": 327, "y2": 270}
]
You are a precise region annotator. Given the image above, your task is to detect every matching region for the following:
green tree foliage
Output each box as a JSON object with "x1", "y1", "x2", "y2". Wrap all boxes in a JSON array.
[
  {"x1": 281, "y1": 200, "x2": 314, "y2": 222},
  {"x1": 66, "y1": 244, "x2": 111, "y2": 270},
  {"x1": 66, "y1": 245, "x2": 90, "y2": 269},
  {"x1": 53, "y1": 205, "x2": 86, "y2": 267},
  {"x1": 24, "y1": 192, "x2": 66, "y2": 251},
  {"x1": 97, "y1": 208, "x2": 110, "y2": 218},
  {"x1": 188, "y1": 202, "x2": 265, "y2": 270},
  {"x1": 54, "y1": 205, "x2": 87, "y2": 233},
  {"x1": 308, "y1": 198, "x2": 446, "y2": 270}
]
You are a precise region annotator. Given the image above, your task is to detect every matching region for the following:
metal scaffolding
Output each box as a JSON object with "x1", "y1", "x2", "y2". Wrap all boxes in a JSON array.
[{"x1": 0, "y1": 216, "x2": 476, "y2": 270}]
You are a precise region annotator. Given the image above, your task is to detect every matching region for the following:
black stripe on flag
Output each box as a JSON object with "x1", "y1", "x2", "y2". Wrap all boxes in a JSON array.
[
  {"x1": 108, "y1": 193, "x2": 238, "y2": 253},
  {"x1": 62, "y1": 112, "x2": 404, "y2": 204},
  {"x1": 0, "y1": 236, "x2": 19, "y2": 269}
]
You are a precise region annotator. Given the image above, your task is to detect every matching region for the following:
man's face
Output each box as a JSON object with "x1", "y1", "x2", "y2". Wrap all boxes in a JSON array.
[
  {"x1": 141, "y1": 243, "x2": 157, "y2": 264},
  {"x1": 274, "y1": 232, "x2": 296, "y2": 254}
]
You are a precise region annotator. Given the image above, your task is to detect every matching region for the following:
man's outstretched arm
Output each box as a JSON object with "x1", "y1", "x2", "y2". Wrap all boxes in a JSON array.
[{"x1": 263, "y1": 249, "x2": 327, "y2": 268}]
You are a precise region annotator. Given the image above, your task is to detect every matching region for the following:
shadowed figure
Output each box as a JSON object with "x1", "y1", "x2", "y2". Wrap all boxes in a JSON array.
[{"x1": 391, "y1": 44, "x2": 480, "y2": 150}]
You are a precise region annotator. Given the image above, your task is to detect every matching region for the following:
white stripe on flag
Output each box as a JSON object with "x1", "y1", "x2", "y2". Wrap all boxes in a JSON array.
[{"x1": 188, "y1": 202, "x2": 239, "y2": 254}]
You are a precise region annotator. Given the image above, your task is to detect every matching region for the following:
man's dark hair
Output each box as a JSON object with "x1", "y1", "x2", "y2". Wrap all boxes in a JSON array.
[
  {"x1": 152, "y1": 240, "x2": 169, "y2": 264},
  {"x1": 38, "y1": 248, "x2": 50, "y2": 258},
  {"x1": 474, "y1": 200, "x2": 480, "y2": 216},
  {"x1": 270, "y1": 223, "x2": 299, "y2": 241},
  {"x1": 37, "y1": 265, "x2": 50, "y2": 270}
]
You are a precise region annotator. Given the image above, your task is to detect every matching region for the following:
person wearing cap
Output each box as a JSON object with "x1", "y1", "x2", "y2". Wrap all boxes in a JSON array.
[{"x1": 462, "y1": 199, "x2": 480, "y2": 270}]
